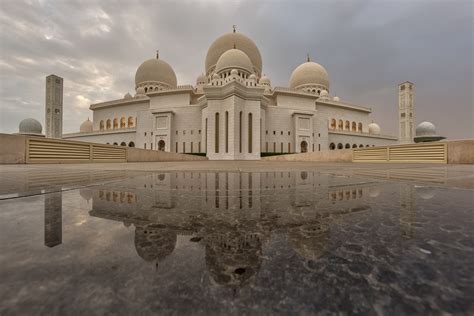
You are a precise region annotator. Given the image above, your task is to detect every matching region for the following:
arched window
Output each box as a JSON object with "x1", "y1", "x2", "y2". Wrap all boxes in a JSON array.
[
  {"x1": 352, "y1": 121, "x2": 357, "y2": 132},
  {"x1": 338, "y1": 120, "x2": 343, "y2": 130},
  {"x1": 120, "y1": 142, "x2": 126, "y2": 146},
  {"x1": 120, "y1": 117, "x2": 126, "y2": 128},
  {"x1": 358, "y1": 123, "x2": 363, "y2": 132},
  {"x1": 345, "y1": 143, "x2": 351, "y2": 149},
  {"x1": 248, "y1": 113, "x2": 253, "y2": 153},
  {"x1": 106, "y1": 119, "x2": 111, "y2": 130},
  {"x1": 113, "y1": 118, "x2": 119, "y2": 129},
  {"x1": 352, "y1": 144, "x2": 357, "y2": 148},
  {"x1": 330, "y1": 119, "x2": 336, "y2": 129},
  {"x1": 215, "y1": 112, "x2": 219, "y2": 153},
  {"x1": 366, "y1": 145, "x2": 370, "y2": 147},
  {"x1": 113, "y1": 142, "x2": 118, "y2": 145},
  {"x1": 329, "y1": 143, "x2": 336, "y2": 150},
  {"x1": 100, "y1": 120, "x2": 104, "y2": 131},
  {"x1": 144, "y1": 87, "x2": 148, "y2": 93},
  {"x1": 128, "y1": 116, "x2": 134, "y2": 128},
  {"x1": 345, "y1": 120, "x2": 350, "y2": 130},
  {"x1": 239, "y1": 111, "x2": 242, "y2": 153},
  {"x1": 225, "y1": 111, "x2": 229, "y2": 153},
  {"x1": 337, "y1": 143, "x2": 343, "y2": 149},
  {"x1": 128, "y1": 142, "x2": 135, "y2": 147},
  {"x1": 158, "y1": 140, "x2": 165, "y2": 151},
  {"x1": 301, "y1": 141, "x2": 308, "y2": 153},
  {"x1": 359, "y1": 144, "x2": 364, "y2": 148}
]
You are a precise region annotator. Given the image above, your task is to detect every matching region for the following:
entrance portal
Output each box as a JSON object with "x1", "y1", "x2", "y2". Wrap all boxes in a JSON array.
[
  {"x1": 300, "y1": 141, "x2": 308, "y2": 153},
  {"x1": 158, "y1": 140, "x2": 165, "y2": 151}
]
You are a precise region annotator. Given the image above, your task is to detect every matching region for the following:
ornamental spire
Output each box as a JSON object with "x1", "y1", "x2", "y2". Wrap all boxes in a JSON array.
[
  {"x1": 232, "y1": 25, "x2": 236, "y2": 33},
  {"x1": 156, "y1": 50, "x2": 159, "y2": 59},
  {"x1": 307, "y1": 53, "x2": 311, "y2": 62}
]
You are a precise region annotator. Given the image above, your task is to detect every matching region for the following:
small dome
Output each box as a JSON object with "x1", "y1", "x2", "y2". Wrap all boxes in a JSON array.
[
  {"x1": 368, "y1": 123, "x2": 381, "y2": 135},
  {"x1": 319, "y1": 89, "x2": 329, "y2": 100},
  {"x1": 80, "y1": 118, "x2": 93, "y2": 133},
  {"x1": 333, "y1": 96, "x2": 340, "y2": 102},
  {"x1": 135, "y1": 87, "x2": 146, "y2": 96},
  {"x1": 259, "y1": 74, "x2": 271, "y2": 85},
  {"x1": 135, "y1": 55, "x2": 177, "y2": 89},
  {"x1": 230, "y1": 68, "x2": 238, "y2": 76},
  {"x1": 416, "y1": 121, "x2": 436, "y2": 136},
  {"x1": 215, "y1": 49, "x2": 253, "y2": 74},
  {"x1": 196, "y1": 73, "x2": 207, "y2": 85},
  {"x1": 212, "y1": 73, "x2": 220, "y2": 80},
  {"x1": 19, "y1": 118, "x2": 42, "y2": 135},
  {"x1": 205, "y1": 31, "x2": 262, "y2": 75},
  {"x1": 289, "y1": 61, "x2": 329, "y2": 90},
  {"x1": 248, "y1": 74, "x2": 257, "y2": 80},
  {"x1": 124, "y1": 92, "x2": 132, "y2": 99}
]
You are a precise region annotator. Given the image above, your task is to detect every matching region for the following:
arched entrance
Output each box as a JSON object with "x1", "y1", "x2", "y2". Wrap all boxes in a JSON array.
[
  {"x1": 158, "y1": 140, "x2": 165, "y2": 151},
  {"x1": 300, "y1": 141, "x2": 308, "y2": 153},
  {"x1": 128, "y1": 142, "x2": 135, "y2": 147}
]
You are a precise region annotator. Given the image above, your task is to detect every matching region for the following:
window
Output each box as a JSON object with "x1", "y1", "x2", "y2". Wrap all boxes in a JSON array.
[
  {"x1": 225, "y1": 111, "x2": 229, "y2": 153},
  {"x1": 176, "y1": 130, "x2": 178, "y2": 135},
  {"x1": 273, "y1": 142, "x2": 276, "y2": 152},
  {"x1": 144, "y1": 143, "x2": 147, "y2": 149},
  {"x1": 99, "y1": 120, "x2": 104, "y2": 131},
  {"x1": 191, "y1": 130, "x2": 193, "y2": 135},
  {"x1": 128, "y1": 117, "x2": 134, "y2": 128},
  {"x1": 337, "y1": 143, "x2": 343, "y2": 149},
  {"x1": 273, "y1": 131, "x2": 276, "y2": 135},
  {"x1": 288, "y1": 143, "x2": 291, "y2": 152},
  {"x1": 281, "y1": 131, "x2": 283, "y2": 135},
  {"x1": 345, "y1": 120, "x2": 350, "y2": 130},
  {"x1": 358, "y1": 122, "x2": 363, "y2": 132},
  {"x1": 318, "y1": 144, "x2": 321, "y2": 151},
  {"x1": 330, "y1": 119, "x2": 336, "y2": 129},
  {"x1": 183, "y1": 130, "x2": 185, "y2": 135},
  {"x1": 151, "y1": 143, "x2": 153, "y2": 150},
  {"x1": 176, "y1": 142, "x2": 178, "y2": 152},
  {"x1": 239, "y1": 111, "x2": 242, "y2": 153},
  {"x1": 145, "y1": 132, "x2": 147, "y2": 136},
  {"x1": 158, "y1": 140, "x2": 165, "y2": 151},
  {"x1": 183, "y1": 142, "x2": 186, "y2": 152},
  {"x1": 120, "y1": 117, "x2": 126, "y2": 128},
  {"x1": 280, "y1": 142, "x2": 283, "y2": 152},
  {"x1": 352, "y1": 121, "x2": 357, "y2": 132},
  {"x1": 288, "y1": 131, "x2": 291, "y2": 135},
  {"x1": 113, "y1": 118, "x2": 119, "y2": 129},
  {"x1": 106, "y1": 119, "x2": 112, "y2": 130},
  {"x1": 266, "y1": 130, "x2": 268, "y2": 135},
  {"x1": 338, "y1": 120, "x2": 343, "y2": 130},
  {"x1": 345, "y1": 143, "x2": 350, "y2": 149},
  {"x1": 215, "y1": 113, "x2": 219, "y2": 153},
  {"x1": 248, "y1": 113, "x2": 253, "y2": 153}
]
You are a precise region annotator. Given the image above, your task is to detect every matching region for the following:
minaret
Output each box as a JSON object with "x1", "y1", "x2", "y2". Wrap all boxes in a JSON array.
[
  {"x1": 45, "y1": 74, "x2": 63, "y2": 138},
  {"x1": 398, "y1": 81, "x2": 414, "y2": 143}
]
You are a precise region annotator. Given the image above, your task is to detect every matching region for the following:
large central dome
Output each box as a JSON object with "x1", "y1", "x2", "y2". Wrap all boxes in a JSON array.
[{"x1": 205, "y1": 31, "x2": 262, "y2": 75}]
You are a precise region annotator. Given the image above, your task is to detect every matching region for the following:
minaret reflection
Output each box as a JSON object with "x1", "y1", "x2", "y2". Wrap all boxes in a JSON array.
[
  {"x1": 88, "y1": 171, "x2": 377, "y2": 286},
  {"x1": 44, "y1": 192, "x2": 62, "y2": 247},
  {"x1": 399, "y1": 184, "x2": 416, "y2": 239}
]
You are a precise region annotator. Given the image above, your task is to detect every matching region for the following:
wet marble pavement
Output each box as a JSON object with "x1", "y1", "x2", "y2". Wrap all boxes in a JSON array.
[{"x1": 0, "y1": 165, "x2": 473, "y2": 315}]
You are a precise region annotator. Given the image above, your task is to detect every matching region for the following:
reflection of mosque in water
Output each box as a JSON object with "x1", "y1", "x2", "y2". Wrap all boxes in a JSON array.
[
  {"x1": 87, "y1": 171, "x2": 380, "y2": 286},
  {"x1": 42, "y1": 170, "x2": 438, "y2": 287}
]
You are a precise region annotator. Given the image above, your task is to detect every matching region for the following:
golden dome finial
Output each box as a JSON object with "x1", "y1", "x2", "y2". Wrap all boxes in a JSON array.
[
  {"x1": 156, "y1": 50, "x2": 159, "y2": 59},
  {"x1": 232, "y1": 25, "x2": 236, "y2": 33},
  {"x1": 307, "y1": 53, "x2": 311, "y2": 62}
]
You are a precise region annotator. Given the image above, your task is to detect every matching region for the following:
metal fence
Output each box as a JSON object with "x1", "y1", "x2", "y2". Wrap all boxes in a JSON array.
[
  {"x1": 26, "y1": 137, "x2": 127, "y2": 163},
  {"x1": 352, "y1": 142, "x2": 447, "y2": 163}
]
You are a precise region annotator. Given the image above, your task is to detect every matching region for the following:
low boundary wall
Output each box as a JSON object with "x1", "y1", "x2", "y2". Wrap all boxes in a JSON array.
[{"x1": 0, "y1": 134, "x2": 207, "y2": 164}]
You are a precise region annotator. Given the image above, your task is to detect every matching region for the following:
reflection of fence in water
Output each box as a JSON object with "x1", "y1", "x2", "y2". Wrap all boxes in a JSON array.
[{"x1": 354, "y1": 168, "x2": 447, "y2": 184}]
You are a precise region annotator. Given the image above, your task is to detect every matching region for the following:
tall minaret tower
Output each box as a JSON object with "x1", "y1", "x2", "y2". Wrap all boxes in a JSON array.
[
  {"x1": 398, "y1": 81, "x2": 414, "y2": 143},
  {"x1": 45, "y1": 74, "x2": 63, "y2": 138}
]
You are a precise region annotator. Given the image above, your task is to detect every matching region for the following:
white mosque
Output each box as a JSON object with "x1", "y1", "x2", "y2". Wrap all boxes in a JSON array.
[{"x1": 54, "y1": 28, "x2": 402, "y2": 160}]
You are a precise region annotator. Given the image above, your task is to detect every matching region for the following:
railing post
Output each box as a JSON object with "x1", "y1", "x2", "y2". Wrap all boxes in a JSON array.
[
  {"x1": 90, "y1": 144, "x2": 93, "y2": 162},
  {"x1": 386, "y1": 146, "x2": 390, "y2": 162}
]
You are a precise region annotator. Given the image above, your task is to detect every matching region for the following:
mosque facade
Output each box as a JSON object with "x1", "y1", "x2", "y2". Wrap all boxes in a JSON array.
[{"x1": 62, "y1": 29, "x2": 398, "y2": 160}]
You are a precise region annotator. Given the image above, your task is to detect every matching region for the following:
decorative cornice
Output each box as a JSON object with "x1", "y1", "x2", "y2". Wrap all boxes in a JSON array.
[
  {"x1": 62, "y1": 128, "x2": 136, "y2": 138},
  {"x1": 203, "y1": 81, "x2": 265, "y2": 101},
  {"x1": 317, "y1": 99, "x2": 371, "y2": 113},
  {"x1": 90, "y1": 97, "x2": 149, "y2": 110},
  {"x1": 329, "y1": 130, "x2": 398, "y2": 140}
]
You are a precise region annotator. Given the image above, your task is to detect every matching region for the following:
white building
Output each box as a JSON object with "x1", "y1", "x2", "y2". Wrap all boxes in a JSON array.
[{"x1": 63, "y1": 29, "x2": 398, "y2": 160}]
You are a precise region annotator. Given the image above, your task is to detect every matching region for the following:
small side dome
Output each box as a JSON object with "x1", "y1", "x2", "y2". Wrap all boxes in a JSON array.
[
  {"x1": 416, "y1": 121, "x2": 436, "y2": 136},
  {"x1": 248, "y1": 74, "x2": 257, "y2": 81},
  {"x1": 215, "y1": 49, "x2": 253, "y2": 74},
  {"x1": 368, "y1": 123, "x2": 381, "y2": 135},
  {"x1": 19, "y1": 118, "x2": 42, "y2": 135},
  {"x1": 135, "y1": 54, "x2": 177, "y2": 89},
  {"x1": 230, "y1": 68, "x2": 238, "y2": 76},
  {"x1": 319, "y1": 89, "x2": 329, "y2": 100},
  {"x1": 124, "y1": 92, "x2": 132, "y2": 99},
  {"x1": 135, "y1": 87, "x2": 146, "y2": 97},
  {"x1": 212, "y1": 73, "x2": 220, "y2": 80},
  {"x1": 333, "y1": 96, "x2": 340, "y2": 102},
  {"x1": 80, "y1": 118, "x2": 93, "y2": 133},
  {"x1": 196, "y1": 73, "x2": 207, "y2": 85},
  {"x1": 259, "y1": 74, "x2": 271, "y2": 85},
  {"x1": 289, "y1": 61, "x2": 329, "y2": 90}
]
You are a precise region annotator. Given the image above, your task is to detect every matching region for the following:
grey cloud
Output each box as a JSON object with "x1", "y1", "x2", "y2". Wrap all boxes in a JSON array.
[{"x1": 0, "y1": 0, "x2": 472, "y2": 138}]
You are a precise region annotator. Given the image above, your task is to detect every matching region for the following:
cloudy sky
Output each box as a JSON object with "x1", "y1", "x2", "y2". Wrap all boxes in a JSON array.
[{"x1": 0, "y1": 0, "x2": 472, "y2": 138}]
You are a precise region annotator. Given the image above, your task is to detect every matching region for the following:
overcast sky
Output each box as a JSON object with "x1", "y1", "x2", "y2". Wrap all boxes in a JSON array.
[{"x1": 0, "y1": 0, "x2": 472, "y2": 139}]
